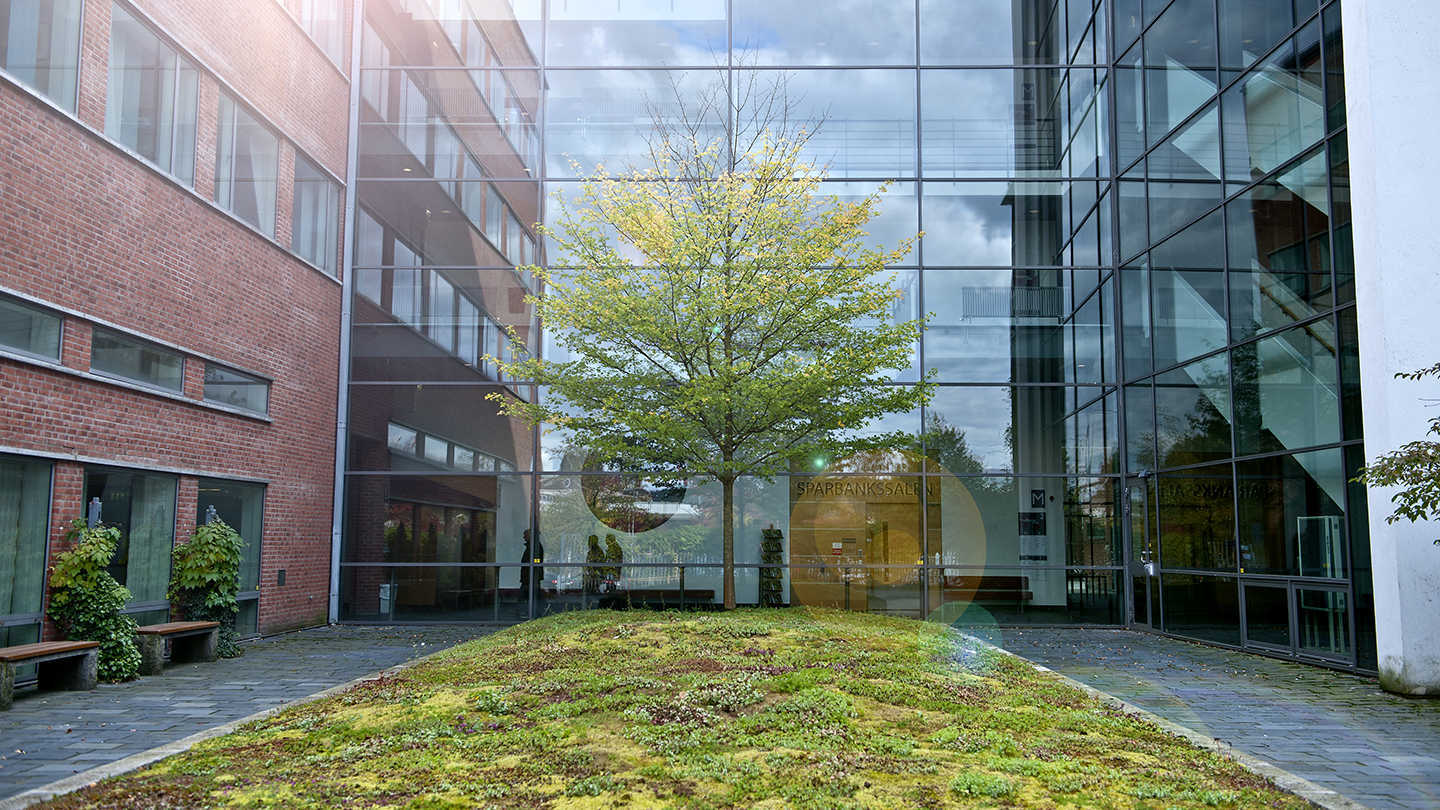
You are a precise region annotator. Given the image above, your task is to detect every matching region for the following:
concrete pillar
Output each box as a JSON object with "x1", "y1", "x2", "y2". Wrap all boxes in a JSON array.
[{"x1": 1342, "y1": 0, "x2": 1440, "y2": 695}]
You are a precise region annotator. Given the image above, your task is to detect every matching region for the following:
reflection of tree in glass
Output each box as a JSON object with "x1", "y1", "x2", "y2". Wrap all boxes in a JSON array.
[
  {"x1": 920, "y1": 412, "x2": 983, "y2": 475},
  {"x1": 382, "y1": 521, "x2": 409, "y2": 563},
  {"x1": 1159, "y1": 366, "x2": 1233, "y2": 469},
  {"x1": 494, "y1": 69, "x2": 930, "y2": 608},
  {"x1": 919, "y1": 413, "x2": 1010, "y2": 494},
  {"x1": 1157, "y1": 473, "x2": 1234, "y2": 571}
]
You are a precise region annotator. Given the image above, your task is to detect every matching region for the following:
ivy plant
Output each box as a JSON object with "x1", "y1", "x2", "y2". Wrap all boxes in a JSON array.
[
  {"x1": 48, "y1": 520, "x2": 141, "y2": 682},
  {"x1": 169, "y1": 519, "x2": 246, "y2": 657}
]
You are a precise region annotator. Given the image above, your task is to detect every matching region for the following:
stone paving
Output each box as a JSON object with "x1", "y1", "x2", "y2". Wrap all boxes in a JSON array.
[
  {"x1": 991, "y1": 627, "x2": 1440, "y2": 810},
  {"x1": 0, "y1": 625, "x2": 489, "y2": 801}
]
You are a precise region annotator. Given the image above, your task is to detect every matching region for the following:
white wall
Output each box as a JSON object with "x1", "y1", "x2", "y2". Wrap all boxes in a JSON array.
[{"x1": 1342, "y1": 0, "x2": 1440, "y2": 694}]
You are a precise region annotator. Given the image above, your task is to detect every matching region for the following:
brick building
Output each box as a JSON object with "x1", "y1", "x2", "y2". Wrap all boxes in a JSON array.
[{"x1": 0, "y1": 0, "x2": 350, "y2": 640}]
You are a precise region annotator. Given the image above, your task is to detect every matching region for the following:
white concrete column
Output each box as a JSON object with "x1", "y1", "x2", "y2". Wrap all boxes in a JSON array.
[{"x1": 1342, "y1": 0, "x2": 1440, "y2": 695}]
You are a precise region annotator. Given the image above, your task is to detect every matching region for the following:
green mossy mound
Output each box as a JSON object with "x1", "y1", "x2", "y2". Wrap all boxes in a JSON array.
[{"x1": 43, "y1": 609, "x2": 1307, "y2": 809}]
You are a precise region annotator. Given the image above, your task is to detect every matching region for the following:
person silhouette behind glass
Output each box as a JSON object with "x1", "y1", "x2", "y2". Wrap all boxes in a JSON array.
[
  {"x1": 521, "y1": 529, "x2": 544, "y2": 597},
  {"x1": 604, "y1": 534, "x2": 624, "y2": 593},
  {"x1": 585, "y1": 534, "x2": 604, "y2": 595}
]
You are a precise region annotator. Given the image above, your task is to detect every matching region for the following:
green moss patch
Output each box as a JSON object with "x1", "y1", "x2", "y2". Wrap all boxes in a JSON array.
[{"x1": 41, "y1": 609, "x2": 1308, "y2": 809}]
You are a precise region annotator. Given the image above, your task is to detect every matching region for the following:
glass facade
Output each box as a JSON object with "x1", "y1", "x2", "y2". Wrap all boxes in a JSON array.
[{"x1": 339, "y1": 0, "x2": 1372, "y2": 671}]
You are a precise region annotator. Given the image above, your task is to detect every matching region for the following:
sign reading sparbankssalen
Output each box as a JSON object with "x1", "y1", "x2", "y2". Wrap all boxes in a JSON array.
[{"x1": 791, "y1": 479, "x2": 926, "y2": 499}]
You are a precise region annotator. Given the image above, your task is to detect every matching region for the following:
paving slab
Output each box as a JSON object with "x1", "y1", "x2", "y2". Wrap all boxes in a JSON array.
[
  {"x1": 993, "y1": 627, "x2": 1440, "y2": 809},
  {"x1": 0, "y1": 624, "x2": 488, "y2": 801}
]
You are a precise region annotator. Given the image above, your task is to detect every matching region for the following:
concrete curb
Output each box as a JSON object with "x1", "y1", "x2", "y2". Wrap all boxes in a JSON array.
[
  {"x1": 0, "y1": 638, "x2": 474, "y2": 810},
  {"x1": 961, "y1": 632, "x2": 1369, "y2": 810}
]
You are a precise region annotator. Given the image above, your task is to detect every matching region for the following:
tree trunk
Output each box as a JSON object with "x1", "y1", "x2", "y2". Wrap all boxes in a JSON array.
[{"x1": 722, "y1": 476, "x2": 736, "y2": 610}]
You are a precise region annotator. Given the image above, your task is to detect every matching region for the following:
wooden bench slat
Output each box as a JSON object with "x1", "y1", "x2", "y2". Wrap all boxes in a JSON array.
[
  {"x1": 136, "y1": 621, "x2": 220, "y2": 636},
  {"x1": 0, "y1": 641, "x2": 99, "y2": 663}
]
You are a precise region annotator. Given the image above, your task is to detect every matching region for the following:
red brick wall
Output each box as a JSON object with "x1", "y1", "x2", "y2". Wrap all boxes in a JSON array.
[{"x1": 0, "y1": 0, "x2": 350, "y2": 637}]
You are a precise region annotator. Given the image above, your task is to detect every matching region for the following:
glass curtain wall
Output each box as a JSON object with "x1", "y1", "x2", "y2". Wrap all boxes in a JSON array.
[
  {"x1": 338, "y1": 0, "x2": 1372, "y2": 671},
  {"x1": 341, "y1": 0, "x2": 542, "y2": 623},
  {"x1": 1115, "y1": 0, "x2": 1370, "y2": 669}
]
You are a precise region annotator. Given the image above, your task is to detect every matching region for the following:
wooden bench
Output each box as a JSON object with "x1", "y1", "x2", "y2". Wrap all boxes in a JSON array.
[
  {"x1": 598, "y1": 589, "x2": 717, "y2": 610},
  {"x1": 135, "y1": 621, "x2": 220, "y2": 675},
  {"x1": 941, "y1": 575, "x2": 1033, "y2": 612},
  {"x1": 0, "y1": 641, "x2": 99, "y2": 709}
]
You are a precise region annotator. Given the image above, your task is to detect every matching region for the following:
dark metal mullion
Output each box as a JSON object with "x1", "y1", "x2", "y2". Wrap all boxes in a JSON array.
[
  {"x1": 912, "y1": 0, "x2": 930, "y2": 615},
  {"x1": 1317, "y1": 8, "x2": 1356, "y2": 664},
  {"x1": 1207, "y1": 0, "x2": 1244, "y2": 603},
  {"x1": 526, "y1": 0, "x2": 551, "y2": 621},
  {"x1": 1103, "y1": 0, "x2": 1143, "y2": 629}
]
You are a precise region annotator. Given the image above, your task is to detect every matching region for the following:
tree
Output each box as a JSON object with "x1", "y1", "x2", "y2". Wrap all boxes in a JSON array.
[
  {"x1": 1357, "y1": 362, "x2": 1440, "y2": 545},
  {"x1": 491, "y1": 76, "x2": 932, "y2": 609}
]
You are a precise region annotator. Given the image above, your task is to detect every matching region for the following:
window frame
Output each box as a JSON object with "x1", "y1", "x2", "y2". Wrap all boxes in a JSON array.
[
  {"x1": 89, "y1": 325, "x2": 186, "y2": 393},
  {"x1": 214, "y1": 91, "x2": 280, "y2": 238},
  {"x1": 0, "y1": 292, "x2": 63, "y2": 362},
  {"x1": 195, "y1": 477, "x2": 266, "y2": 636},
  {"x1": 290, "y1": 151, "x2": 341, "y2": 275},
  {"x1": 0, "y1": 0, "x2": 84, "y2": 112},
  {"x1": 105, "y1": 1, "x2": 201, "y2": 186},
  {"x1": 202, "y1": 361, "x2": 271, "y2": 416}
]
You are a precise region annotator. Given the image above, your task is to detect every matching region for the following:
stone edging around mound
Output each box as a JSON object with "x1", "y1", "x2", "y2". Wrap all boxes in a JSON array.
[
  {"x1": 960, "y1": 632, "x2": 1369, "y2": 810},
  {"x1": 0, "y1": 640, "x2": 469, "y2": 810}
]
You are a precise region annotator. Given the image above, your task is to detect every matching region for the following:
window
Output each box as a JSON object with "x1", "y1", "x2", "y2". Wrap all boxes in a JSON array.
[
  {"x1": 433, "y1": 121, "x2": 462, "y2": 189},
  {"x1": 422, "y1": 434, "x2": 449, "y2": 465},
  {"x1": 106, "y1": 3, "x2": 199, "y2": 185},
  {"x1": 295, "y1": 0, "x2": 344, "y2": 64},
  {"x1": 0, "y1": 0, "x2": 82, "y2": 111},
  {"x1": 0, "y1": 455, "x2": 52, "y2": 632},
  {"x1": 196, "y1": 479, "x2": 264, "y2": 635},
  {"x1": 387, "y1": 423, "x2": 418, "y2": 455},
  {"x1": 453, "y1": 446, "x2": 475, "y2": 471},
  {"x1": 393, "y1": 267, "x2": 423, "y2": 328},
  {"x1": 457, "y1": 297, "x2": 479, "y2": 366},
  {"x1": 90, "y1": 327, "x2": 184, "y2": 392},
  {"x1": 485, "y1": 184, "x2": 504, "y2": 246},
  {"x1": 460, "y1": 156, "x2": 486, "y2": 228},
  {"x1": 427, "y1": 272, "x2": 456, "y2": 351},
  {"x1": 291, "y1": 154, "x2": 340, "y2": 274},
  {"x1": 506, "y1": 212, "x2": 526, "y2": 267},
  {"x1": 0, "y1": 293, "x2": 61, "y2": 360},
  {"x1": 215, "y1": 94, "x2": 279, "y2": 236},
  {"x1": 85, "y1": 468, "x2": 177, "y2": 620},
  {"x1": 203, "y1": 363, "x2": 270, "y2": 415}
]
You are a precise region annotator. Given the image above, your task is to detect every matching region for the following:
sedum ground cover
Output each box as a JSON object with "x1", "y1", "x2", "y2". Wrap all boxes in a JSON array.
[{"x1": 46, "y1": 609, "x2": 1306, "y2": 809}]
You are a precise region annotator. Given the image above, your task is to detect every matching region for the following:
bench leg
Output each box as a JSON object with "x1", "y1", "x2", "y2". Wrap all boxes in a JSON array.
[
  {"x1": 39, "y1": 651, "x2": 97, "y2": 692},
  {"x1": 139, "y1": 634, "x2": 166, "y2": 676},
  {"x1": 1, "y1": 662, "x2": 13, "y2": 710},
  {"x1": 173, "y1": 631, "x2": 218, "y2": 665}
]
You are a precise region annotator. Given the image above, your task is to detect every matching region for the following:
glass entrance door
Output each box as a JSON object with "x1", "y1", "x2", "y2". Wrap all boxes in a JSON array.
[{"x1": 1125, "y1": 476, "x2": 1157, "y2": 629}]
